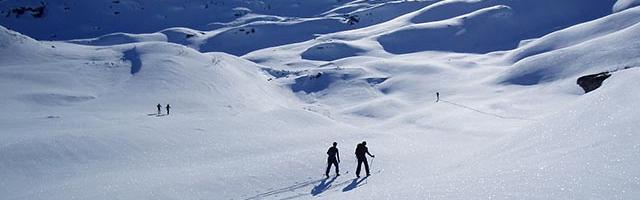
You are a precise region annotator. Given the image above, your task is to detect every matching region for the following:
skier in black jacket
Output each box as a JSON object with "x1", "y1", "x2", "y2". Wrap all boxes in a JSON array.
[
  {"x1": 157, "y1": 103, "x2": 162, "y2": 115},
  {"x1": 325, "y1": 142, "x2": 340, "y2": 177},
  {"x1": 166, "y1": 104, "x2": 171, "y2": 115},
  {"x1": 355, "y1": 141, "x2": 375, "y2": 178}
]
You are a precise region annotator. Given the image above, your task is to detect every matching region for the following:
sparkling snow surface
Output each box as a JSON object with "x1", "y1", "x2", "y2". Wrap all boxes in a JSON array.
[{"x1": 1, "y1": 0, "x2": 639, "y2": 199}]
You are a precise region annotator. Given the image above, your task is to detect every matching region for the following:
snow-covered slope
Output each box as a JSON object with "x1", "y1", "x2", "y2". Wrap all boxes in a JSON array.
[
  {"x1": 378, "y1": 0, "x2": 615, "y2": 54},
  {"x1": 0, "y1": 26, "x2": 361, "y2": 199},
  {"x1": 0, "y1": 0, "x2": 372, "y2": 40},
  {"x1": 614, "y1": 0, "x2": 640, "y2": 12},
  {"x1": 1, "y1": 0, "x2": 640, "y2": 199},
  {"x1": 59, "y1": 0, "x2": 436, "y2": 56},
  {"x1": 0, "y1": 0, "x2": 433, "y2": 43}
]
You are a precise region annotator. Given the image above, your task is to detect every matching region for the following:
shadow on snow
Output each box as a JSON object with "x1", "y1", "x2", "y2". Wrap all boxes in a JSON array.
[
  {"x1": 342, "y1": 176, "x2": 368, "y2": 192},
  {"x1": 311, "y1": 176, "x2": 337, "y2": 196},
  {"x1": 244, "y1": 178, "x2": 324, "y2": 200},
  {"x1": 244, "y1": 175, "x2": 364, "y2": 199},
  {"x1": 122, "y1": 47, "x2": 142, "y2": 75}
]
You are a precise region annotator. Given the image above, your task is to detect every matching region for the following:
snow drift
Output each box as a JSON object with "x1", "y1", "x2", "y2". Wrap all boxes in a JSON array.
[
  {"x1": 378, "y1": 0, "x2": 616, "y2": 54},
  {"x1": 1, "y1": 0, "x2": 640, "y2": 199}
]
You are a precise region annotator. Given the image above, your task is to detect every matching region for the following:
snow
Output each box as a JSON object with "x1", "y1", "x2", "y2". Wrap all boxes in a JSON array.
[
  {"x1": 500, "y1": 7, "x2": 640, "y2": 86},
  {"x1": 0, "y1": 0, "x2": 375, "y2": 40},
  {"x1": 614, "y1": 0, "x2": 640, "y2": 13},
  {"x1": 378, "y1": 0, "x2": 616, "y2": 54},
  {"x1": 1, "y1": 0, "x2": 640, "y2": 199},
  {"x1": 301, "y1": 42, "x2": 367, "y2": 61}
]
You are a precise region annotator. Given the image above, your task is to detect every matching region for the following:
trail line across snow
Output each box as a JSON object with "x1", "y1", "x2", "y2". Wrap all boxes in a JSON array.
[{"x1": 439, "y1": 100, "x2": 535, "y2": 121}]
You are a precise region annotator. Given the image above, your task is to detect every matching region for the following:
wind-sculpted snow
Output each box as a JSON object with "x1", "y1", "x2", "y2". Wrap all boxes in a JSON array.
[
  {"x1": 614, "y1": 0, "x2": 640, "y2": 12},
  {"x1": 379, "y1": 0, "x2": 616, "y2": 54},
  {"x1": 0, "y1": 25, "x2": 47, "y2": 62},
  {"x1": 0, "y1": 28, "x2": 292, "y2": 116},
  {"x1": 500, "y1": 7, "x2": 640, "y2": 86},
  {"x1": 196, "y1": 1, "x2": 432, "y2": 55},
  {"x1": 2, "y1": 0, "x2": 640, "y2": 199},
  {"x1": 1, "y1": 0, "x2": 434, "y2": 55},
  {"x1": 68, "y1": 32, "x2": 167, "y2": 46},
  {"x1": 273, "y1": 67, "x2": 387, "y2": 105},
  {"x1": 301, "y1": 42, "x2": 366, "y2": 61},
  {"x1": 200, "y1": 18, "x2": 349, "y2": 56},
  {"x1": 410, "y1": 0, "x2": 506, "y2": 23},
  {"x1": 411, "y1": 0, "x2": 615, "y2": 24},
  {"x1": 504, "y1": 6, "x2": 640, "y2": 63},
  {"x1": 379, "y1": 5, "x2": 517, "y2": 54},
  {"x1": 0, "y1": 0, "x2": 425, "y2": 42},
  {"x1": 0, "y1": 0, "x2": 386, "y2": 40}
]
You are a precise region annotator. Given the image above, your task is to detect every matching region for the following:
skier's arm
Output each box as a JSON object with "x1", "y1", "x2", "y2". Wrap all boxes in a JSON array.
[
  {"x1": 367, "y1": 150, "x2": 374, "y2": 157},
  {"x1": 337, "y1": 151, "x2": 340, "y2": 163}
]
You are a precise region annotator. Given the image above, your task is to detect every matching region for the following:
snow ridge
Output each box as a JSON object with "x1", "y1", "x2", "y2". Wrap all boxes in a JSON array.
[{"x1": 1, "y1": 0, "x2": 640, "y2": 199}]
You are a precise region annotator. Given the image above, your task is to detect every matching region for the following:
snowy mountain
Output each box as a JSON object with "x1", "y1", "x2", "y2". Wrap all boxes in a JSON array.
[{"x1": 1, "y1": 0, "x2": 640, "y2": 199}]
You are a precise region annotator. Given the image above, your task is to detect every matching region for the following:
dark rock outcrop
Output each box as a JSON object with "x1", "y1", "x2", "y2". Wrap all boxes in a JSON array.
[
  {"x1": 577, "y1": 72, "x2": 611, "y2": 93},
  {"x1": 7, "y1": 4, "x2": 46, "y2": 18}
]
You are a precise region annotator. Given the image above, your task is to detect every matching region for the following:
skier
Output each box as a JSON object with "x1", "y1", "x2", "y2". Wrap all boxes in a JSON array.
[
  {"x1": 355, "y1": 141, "x2": 375, "y2": 178},
  {"x1": 325, "y1": 142, "x2": 340, "y2": 177},
  {"x1": 157, "y1": 103, "x2": 162, "y2": 115},
  {"x1": 436, "y1": 92, "x2": 440, "y2": 102},
  {"x1": 166, "y1": 104, "x2": 171, "y2": 115}
]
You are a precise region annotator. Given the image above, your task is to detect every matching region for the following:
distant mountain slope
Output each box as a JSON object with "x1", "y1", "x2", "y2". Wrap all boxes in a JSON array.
[
  {"x1": 500, "y1": 6, "x2": 640, "y2": 86},
  {"x1": 0, "y1": 25, "x2": 292, "y2": 116},
  {"x1": 0, "y1": 0, "x2": 419, "y2": 40},
  {"x1": 377, "y1": 0, "x2": 616, "y2": 54}
]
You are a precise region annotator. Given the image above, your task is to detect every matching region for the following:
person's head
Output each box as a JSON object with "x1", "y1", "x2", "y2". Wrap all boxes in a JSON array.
[
  {"x1": 332, "y1": 142, "x2": 337, "y2": 147},
  {"x1": 362, "y1": 141, "x2": 367, "y2": 146}
]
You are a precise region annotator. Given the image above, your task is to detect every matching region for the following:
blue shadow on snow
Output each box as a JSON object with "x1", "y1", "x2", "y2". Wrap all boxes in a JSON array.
[
  {"x1": 342, "y1": 176, "x2": 368, "y2": 192},
  {"x1": 311, "y1": 176, "x2": 337, "y2": 196},
  {"x1": 123, "y1": 47, "x2": 142, "y2": 75}
]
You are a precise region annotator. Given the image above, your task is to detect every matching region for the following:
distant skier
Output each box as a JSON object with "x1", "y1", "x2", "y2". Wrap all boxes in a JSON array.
[
  {"x1": 157, "y1": 103, "x2": 162, "y2": 115},
  {"x1": 355, "y1": 141, "x2": 375, "y2": 178},
  {"x1": 325, "y1": 142, "x2": 340, "y2": 177},
  {"x1": 166, "y1": 104, "x2": 171, "y2": 115},
  {"x1": 436, "y1": 92, "x2": 440, "y2": 102}
]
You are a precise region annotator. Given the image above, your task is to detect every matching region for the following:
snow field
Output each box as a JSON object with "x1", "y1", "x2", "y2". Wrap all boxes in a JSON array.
[{"x1": 1, "y1": 0, "x2": 640, "y2": 199}]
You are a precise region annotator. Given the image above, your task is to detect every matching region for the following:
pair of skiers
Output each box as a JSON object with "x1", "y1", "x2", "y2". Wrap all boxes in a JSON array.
[
  {"x1": 325, "y1": 141, "x2": 375, "y2": 178},
  {"x1": 157, "y1": 104, "x2": 171, "y2": 115}
]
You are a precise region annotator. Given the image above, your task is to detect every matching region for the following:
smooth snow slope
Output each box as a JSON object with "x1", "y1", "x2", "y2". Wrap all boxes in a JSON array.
[
  {"x1": 1, "y1": 0, "x2": 640, "y2": 200},
  {"x1": 242, "y1": 2, "x2": 640, "y2": 199},
  {"x1": 0, "y1": 25, "x2": 370, "y2": 199},
  {"x1": 614, "y1": 0, "x2": 640, "y2": 12},
  {"x1": 378, "y1": 0, "x2": 616, "y2": 54}
]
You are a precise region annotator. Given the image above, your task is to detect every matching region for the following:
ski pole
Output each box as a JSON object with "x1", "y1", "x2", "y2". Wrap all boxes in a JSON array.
[{"x1": 370, "y1": 156, "x2": 375, "y2": 170}]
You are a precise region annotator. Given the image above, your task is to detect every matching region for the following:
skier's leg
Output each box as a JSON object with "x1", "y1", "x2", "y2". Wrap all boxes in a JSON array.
[
  {"x1": 325, "y1": 161, "x2": 331, "y2": 176},
  {"x1": 356, "y1": 159, "x2": 362, "y2": 176},
  {"x1": 364, "y1": 159, "x2": 370, "y2": 175},
  {"x1": 334, "y1": 161, "x2": 339, "y2": 174}
]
